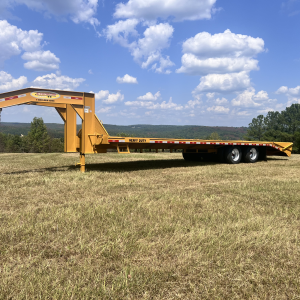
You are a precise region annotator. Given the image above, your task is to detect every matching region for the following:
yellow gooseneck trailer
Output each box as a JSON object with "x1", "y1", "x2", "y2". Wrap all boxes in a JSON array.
[{"x1": 0, "y1": 88, "x2": 293, "y2": 172}]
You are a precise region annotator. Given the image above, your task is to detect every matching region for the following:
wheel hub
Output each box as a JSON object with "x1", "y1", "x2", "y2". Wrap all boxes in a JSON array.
[
  {"x1": 231, "y1": 148, "x2": 240, "y2": 162},
  {"x1": 249, "y1": 148, "x2": 258, "y2": 161}
]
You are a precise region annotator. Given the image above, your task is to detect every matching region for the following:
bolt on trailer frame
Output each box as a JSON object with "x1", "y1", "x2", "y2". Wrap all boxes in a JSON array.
[{"x1": 0, "y1": 88, "x2": 293, "y2": 172}]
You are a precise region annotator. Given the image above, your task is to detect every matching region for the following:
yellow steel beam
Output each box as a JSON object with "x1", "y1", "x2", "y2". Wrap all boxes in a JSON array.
[
  {"x1": 80, "y1": 93, "x2": 96, "y2": 154},
  {"x1": 0, "y1": 97, "x2": 31, "y2": 108},
  {"x1": 282, "y1": 143, "x2": 294, "y2": 151},
  {"x1": 95, "y1": 115, "x2": 109, "y2": 136},
  {"x1": 56, "y1": 107, "x2": 67, "y2": 122},
  {"x1": 72, "y1": 104, "x2": 84, "y2": 120},
  {"x1": 35, "y1": 103, "x2": 67, "y2": 108},
  {"x1": 0, "y1": 89, "x2": 88, "y2": 109},
  {"x1": 65, "y1": 105, "x2": 77, "y2": 152}
]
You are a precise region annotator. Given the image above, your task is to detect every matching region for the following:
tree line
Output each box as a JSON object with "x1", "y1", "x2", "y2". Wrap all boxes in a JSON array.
[
  {"x1": 245, "y1": 103, "x2": 300, "y2": 153},
  {"x1": 0, "y1": 121, "x2": 248, "y2": 140},
  {"x1": 0, "y1": 117, "x2": 64, "y2": 153}
]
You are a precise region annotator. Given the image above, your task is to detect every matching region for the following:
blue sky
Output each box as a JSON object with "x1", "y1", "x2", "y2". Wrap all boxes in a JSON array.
[{"x1": 1, "y1": 0, "x2": 300, "y2": 126}]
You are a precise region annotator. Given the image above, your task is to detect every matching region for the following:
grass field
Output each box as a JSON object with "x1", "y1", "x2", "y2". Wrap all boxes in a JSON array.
[{"x1": 0, "y1": 152, "x2": 300, "y2": 299}]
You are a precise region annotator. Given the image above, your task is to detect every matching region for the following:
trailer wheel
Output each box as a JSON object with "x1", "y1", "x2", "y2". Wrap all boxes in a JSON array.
[
  {"x1": 243, "y1": 146, "x2": 259, "y2": 163},
  {"x1": 225, "y1": 146, "x2": 242, "y2": 164}
]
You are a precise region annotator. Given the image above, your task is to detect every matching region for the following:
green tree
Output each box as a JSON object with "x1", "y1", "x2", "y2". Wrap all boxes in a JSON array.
[
  {"x1": 6, "y1": 134, "x2": 22, "y2": 152},
  {"x1": 281, "y1": 104, "x2": 300, "y2": 135},
  {"x1": 245, "y1": 104, "x2": 300, "y2": 153},
  {"x1": 25, "y1": 117, "x2": 51, "y2": 153},
  {"x1": 0, "y1": 132, "x2": 7, "y2": 152},
  {"x1": 245, "y1": 115, "x2": 265, "y2": 141},
  {"x1": 294, "y1": 132, "x2": 300, "y2": 153},
  {"x1": 207, "y1": 132, "x2": 221, "y2": 140},
  {"x1": 117, "y1": 132, "x2": 131, "y2": 137},
  {"x1": 49, "y1": 138, "x2": 64, "y2": 152}
]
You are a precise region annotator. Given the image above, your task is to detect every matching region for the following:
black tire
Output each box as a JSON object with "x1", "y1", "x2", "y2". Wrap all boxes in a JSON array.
[
  {"x1": 224, "y1": 146, "x2": 242, "y2": 164},
  {"x1": 242, "y1": 146, "x2": 259, "y2": 163}
]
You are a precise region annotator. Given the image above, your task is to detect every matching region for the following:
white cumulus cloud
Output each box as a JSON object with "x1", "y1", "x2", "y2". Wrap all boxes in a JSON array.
[
  {"x1": 114, "y1": 0, "x2": 217, "y2": 22},
  {"x1": 104, "y1": 21, "x2": 175, "y2": 74},
  {"x1": 131, "y1": 23, "x2": 174, "y2": 65},
  {"x1": 31, "y1": 73, "x2": 85, "y2": 90},
  {"x1": 147, "y1": 97, "x2": 183, "y2": 110},
  {"x1": 275, "y1": 84, "x2": 300, "y2": 107},
  {"x1": 22, "y1": 50, "x2": 60, "y2": 71},
  {"x1": 0, "y1": 20, "x2": 61, "y2": 72},
  {"x1": 254, "y1": 90, "x2": 269, "y2": 101},
  {"x1": 287, "y1": 98, "x2": 300, "y2": 107},
  {"x1": 0, "y1": 20, "x2": 43, "y2": 65},
  {"x1": 177, "y1": 29, "x2": 265, "y2": 76},
  {"x1": 207, "y1": 105, "x2": 230, "y2": 114},
  {"x1": 276, "y1": 85, "x2": 300, "y2": 95},
  {"x1": 276, "y1": 86, "x2": 289, "y2": 94},
  {"x1": 125, "y1": 100, "x2": 153, "y2": 107},
  {"x1": 194, "y1": 72, "x2": 251, "y2": 93},
  {"x1": 231, "y1": 87, "x2": 275, "y2": 107},
  {"x1": 213, "y1": 97, "x2": 228, "y2": 105},
  {"x1": 0, "y1": 0, "x2": 100, "y2": 27},
  {"x1": 137, "y1": 91, "x2": 160, "y2": 101},
  {"x1": 125, "y1": 96, "x2": 183, "y2": 110},
  {"x1": 185, "y1": 98, "x2": 202, "y2": 109},
  {"x1": 236, "y1": 110, "x2": 251, "y2": 116},
  {"x1": 95, "y1": 90, "x2": 125, "y2": 104},
  {"x1": 181, "y1": 30, "x2": 265, "y2": 59},
  {"x1": 116, "y1": 74, "x2": 138, "y2": 84},
  {"x1": 152, "y1": 56, "x2": 174, "y2": 74},
  {"x1": 0, "y1": 71, "x2": 28, "y2": 92},
  {"x1": 98, "y1": 106, "x2": 114, "y2": 113},
  {"x1": 95, "y1": 90, "x2": 109, "y2": 100},
  {"x1": 101, "y1": 91, "x2": 125, "y2": 104},
  {"x1": 104, "y1": 18, "x2": 139, "y2": 47},
  {"x1": 178, "y1": 29, "x2": 266, "y2": 96},
  {"x1": 177, "y1": 55, "x2": 259, "y2": 75}
]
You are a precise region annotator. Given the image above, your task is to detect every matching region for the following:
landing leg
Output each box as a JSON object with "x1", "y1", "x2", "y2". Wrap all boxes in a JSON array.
[{"x1": 80, "y1": 153, "x2": 85, "y2": 173}]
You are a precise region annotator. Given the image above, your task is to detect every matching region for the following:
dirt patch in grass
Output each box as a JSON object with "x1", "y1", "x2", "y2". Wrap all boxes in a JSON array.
[{"x1": 0, "y1": 153, "x2": 299, "y2": 299}]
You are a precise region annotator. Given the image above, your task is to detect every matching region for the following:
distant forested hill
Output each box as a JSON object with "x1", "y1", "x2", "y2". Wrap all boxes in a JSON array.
[
  {"x1": 0, "y1": 122, "x2": 64, "y2": 138},
  {"x1": 105, "y1": 124, "x2": 248, "y2": 140},
  {"x1": 0, "y1": 122, "x2": 248, "y2": 140}
]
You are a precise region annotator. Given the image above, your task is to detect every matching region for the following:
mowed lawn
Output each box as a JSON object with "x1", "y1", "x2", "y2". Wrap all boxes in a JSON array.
[{"x1": 0, "y1": 152, "x2": 300, "y2": 299}]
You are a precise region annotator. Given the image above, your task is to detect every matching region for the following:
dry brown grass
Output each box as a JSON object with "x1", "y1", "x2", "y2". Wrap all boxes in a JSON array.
[{"x1": 0, "y1": 152, "x2": 300, "y2": 299}]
